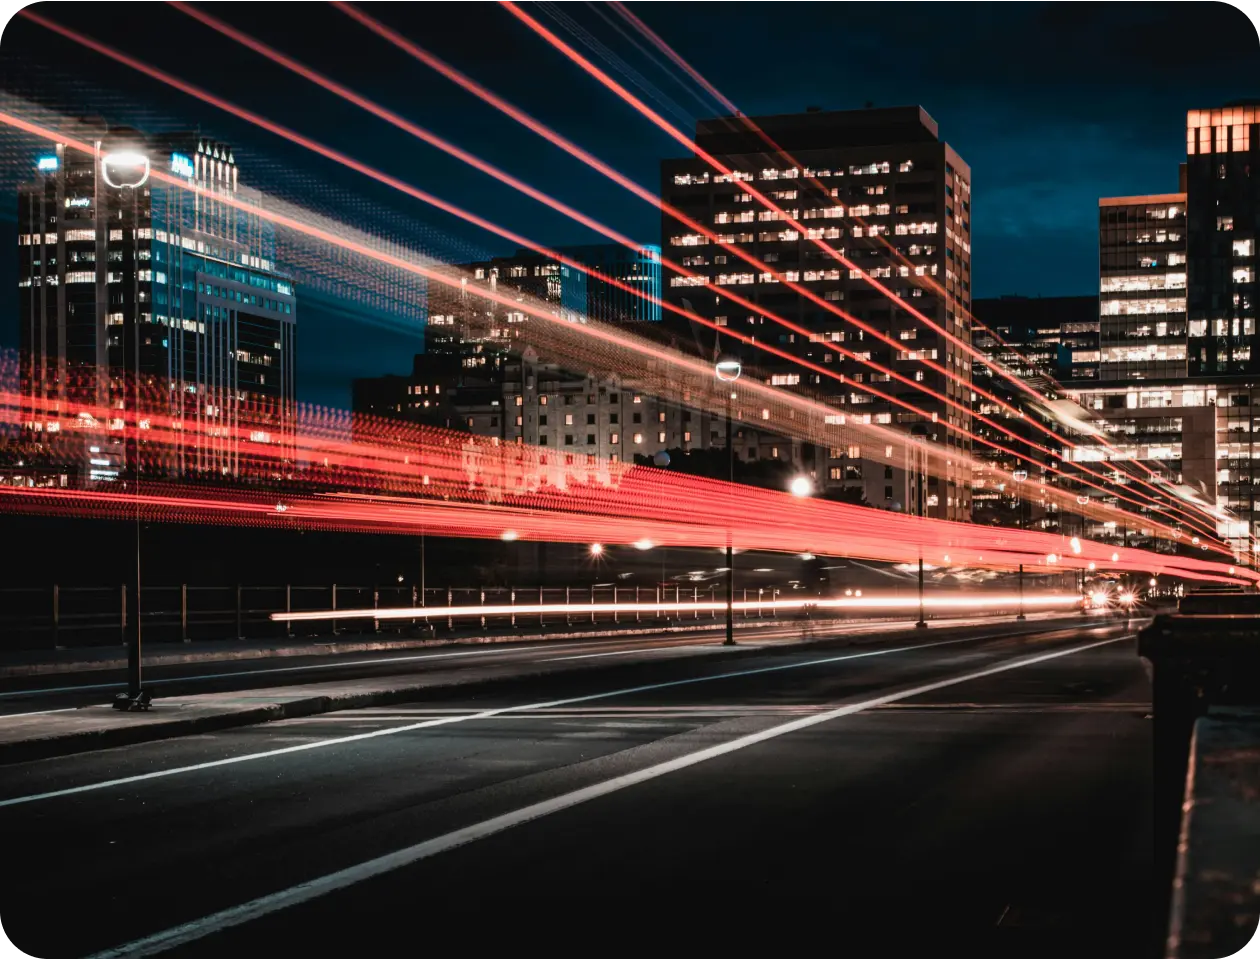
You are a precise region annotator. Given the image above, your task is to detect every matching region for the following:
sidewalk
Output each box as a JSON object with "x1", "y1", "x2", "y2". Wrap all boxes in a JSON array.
[{"x1": 0, "y1": 611, "x2": 1119, "y2": 766}]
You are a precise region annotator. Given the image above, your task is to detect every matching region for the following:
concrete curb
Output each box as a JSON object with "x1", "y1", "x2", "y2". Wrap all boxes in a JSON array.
[
  {"x1": 0, "y1": 614, "x2": 917, "y2": 678},
  {"x1": 0, "y1": 614, "x2": 1123, "y2": 767}
]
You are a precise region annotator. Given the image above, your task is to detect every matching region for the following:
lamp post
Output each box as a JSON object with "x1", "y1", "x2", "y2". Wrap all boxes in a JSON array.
[
  {"x1": 107, "y1": 147, "x2": 153, "y2": 712},
  {"x1": 716, "y1": 356, "x2": 741, "y2": 646}
]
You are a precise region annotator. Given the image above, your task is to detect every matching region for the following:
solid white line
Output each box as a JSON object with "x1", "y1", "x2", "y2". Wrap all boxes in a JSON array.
[
  {"x1": 0, "y1": 707, "x2": 81, "y2": 719},
  {"x1": 539, "y1": 644, "x2": 717, "y2": 662},
  {"x1": 81, "y1": 635, "x2": 1126, "y2": 959},
  {"x1": 0, "y1": 633, "x2": 991, "y2": 809}
]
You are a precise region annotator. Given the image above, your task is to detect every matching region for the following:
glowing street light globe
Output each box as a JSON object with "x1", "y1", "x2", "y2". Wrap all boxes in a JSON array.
[
  {"x1": 788, "y1": 475, "x2": 812, "y2": 497},
  {"x1": 714, "y1": 358, "x2": 742, "y2": 382},
  {"x1": 1070, "y1": 537, "x2": 1082, "y2": 554},
  {"x1": 633, "y1": 538, "x2": 654, "y2": 550},
  {"x1": 652, "y1": 450, "x2": 671, "y2": 468},
  {"x1": 500, "y1": 530, "x2": 519, "y2": 541},
  {"x1": 589, "y1": 543, "x2": 604, "y2": 557},
  {"x1": 100, "y1": 151, "x2": 150, "y2": 189},
  {"x1": 1111, "y1": 552, "x2": 1120, "y2": 562}
]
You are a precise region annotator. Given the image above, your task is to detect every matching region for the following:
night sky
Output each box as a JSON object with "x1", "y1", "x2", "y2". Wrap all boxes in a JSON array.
[{"x1": 1, "y1": 2, "x2": 1257, "y2": 408}]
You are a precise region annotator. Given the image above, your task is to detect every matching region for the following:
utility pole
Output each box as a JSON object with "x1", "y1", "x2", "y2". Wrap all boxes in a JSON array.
[{"x1": 1017, "y1": 563, "x2": 1026, "y2": 621}]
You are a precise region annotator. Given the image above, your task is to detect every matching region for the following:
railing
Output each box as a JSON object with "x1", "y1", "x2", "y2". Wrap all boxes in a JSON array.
[{"x1": 0, "y1": 583, "x2": 793, "y2": 650}]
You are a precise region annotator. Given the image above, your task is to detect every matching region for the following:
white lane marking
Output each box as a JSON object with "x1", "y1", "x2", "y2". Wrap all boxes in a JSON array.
[
  {"x1": 0, "y1": 632, "x2": 996, "y2": 808},
  {"x1": 82, "y1": 635, "x2": 1126, "y2": 959},
  {"x1": 0, "y1": 707, "x2": 81, "y2": 719},
  {"x1": 539, "y1": 644, "x2": 718, "y2": 662}
]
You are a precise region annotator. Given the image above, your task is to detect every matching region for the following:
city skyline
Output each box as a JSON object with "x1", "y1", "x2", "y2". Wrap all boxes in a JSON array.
[{"x1": 1, "y1": 2, "x2": 1256, "y2": 408}]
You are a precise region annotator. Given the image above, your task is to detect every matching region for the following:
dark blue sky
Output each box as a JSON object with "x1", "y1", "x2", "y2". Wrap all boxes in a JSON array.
[{"x1": 2, "y1": 2, "x2": 1258, "y2": 407}]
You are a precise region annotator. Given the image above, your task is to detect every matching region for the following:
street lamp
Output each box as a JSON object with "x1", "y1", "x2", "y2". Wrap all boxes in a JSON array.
[
  {"x1": 789, "y1": 475, "x2": 813, "y2": 498},
  {"x1": 589, "y1": 543, "x2": 604, "y2": 557},
  {"x1": 716, "y1": 355, "x2": 741, "y2": 646}
]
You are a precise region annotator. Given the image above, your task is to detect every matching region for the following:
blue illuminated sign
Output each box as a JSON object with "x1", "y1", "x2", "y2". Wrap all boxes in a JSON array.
[
  {"x1": 36, "y1": 155, "x2": 58, "y2": 172},
  {"x1": 170, "y1": 153, "x2": 194, "y2": 178}
]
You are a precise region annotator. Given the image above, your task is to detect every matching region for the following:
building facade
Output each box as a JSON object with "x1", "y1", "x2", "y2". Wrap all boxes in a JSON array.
[
  {"x1": 18, "y1": 129, "x2": 297, "y2": 482},
  {"x1": 1185, "y1": 104, "x2": 1258, "y2": 378},
  {"x1": 969, "y1": 295, "x2": 1099, "y2": 529},
  {"x1": 1098, "y1": 193, "x2": 1188, "y2": 381},
  {"x1": 354, "y1": 242, "x2": 739, "y2": 465},
  {"x1": 659, "y1": 106, "x2": 972, "y2": 519}
]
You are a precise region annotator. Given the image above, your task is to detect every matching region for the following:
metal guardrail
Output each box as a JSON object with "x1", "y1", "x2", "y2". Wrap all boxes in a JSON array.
[{"x1": 0, "y1": 584, "x2": 792, "y2": 650}]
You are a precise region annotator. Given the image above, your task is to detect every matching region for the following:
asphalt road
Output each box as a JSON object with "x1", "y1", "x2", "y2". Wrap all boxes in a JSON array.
[{"x1": 0, "y1": 620, "x2": 1155, "y2": 958}]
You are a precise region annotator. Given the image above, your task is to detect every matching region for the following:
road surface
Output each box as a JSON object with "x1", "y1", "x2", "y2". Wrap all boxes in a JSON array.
[{"x1": 0, "y1": 619, "x2": 1154, "y2": 958}]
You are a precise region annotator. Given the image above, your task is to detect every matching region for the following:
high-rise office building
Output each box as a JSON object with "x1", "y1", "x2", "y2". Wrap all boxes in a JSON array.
[
  {"x1": 660, "y1": 106, "x2": 972, "y2": 519},
  {"x1": 18, "y1": 128, "x2": 297, "y2": 481},
  {"x1": 1185, "y1": 103, "x2": 1258, "y2": 377},
  {"x1": 1098, "y1": 193, "x2": 1188, "y2": 381}
]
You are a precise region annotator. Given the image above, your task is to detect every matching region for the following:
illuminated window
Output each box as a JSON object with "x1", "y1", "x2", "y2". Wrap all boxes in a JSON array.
[
  {"x1": 1218, "y1": 216, "x2": 1234, "y2": 231},
  {"x1": 770, "y1": 373, "x2": 800, "y2": 385},
  {"x1": 633, "y1": 433, "x2": 643, "y2": 444},
  {"x1": 610, "y1": 432, "x2": 620, "y2": 444}
]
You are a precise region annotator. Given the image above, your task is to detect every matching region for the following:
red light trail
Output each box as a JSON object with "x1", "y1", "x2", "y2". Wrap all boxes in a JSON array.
[
  {"x1": 2, "y1": 368, "x2": 1249, "y2": 589},
  {"x1": 496, "y1": 1, "x2": 1218, "y2": 531},
  {"x1": 0, "y1": 97, "x2": 1223, "y2": 554},
  {"x1": 0, "y1": 89, "x2": 1219, "y2": 549},
  {"x1": 601, "y1": 0, "x2": 1186, "y2": 510},
  {"x1": 322, "y1": 4, "x2": 1224, "y2": 546},
  {"x1": 16, "y1": 4, "x2": 1209, "y2": 547}
]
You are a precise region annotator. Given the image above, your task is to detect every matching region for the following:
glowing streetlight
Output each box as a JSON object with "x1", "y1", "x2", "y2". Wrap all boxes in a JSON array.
[
  {"x1": 1119, "y1": 591, "x2": 1135, "y2": 605},
  {"x1": 1088, "y1": 561, "x2": 1096, "y2": 570},
  {"x1": 1070, "y1": 537, "x2": 1082, "y2": 554},
  {"x1": 1149, "y1": 578, "x2": 1157, "y2": 587},
  {"x1": 633, "y1": 538, "x2": 654, "y2": 550},
  {"x1": 714, "y1": 358, "x2": 742, "y2": 382},
  {"x1": 855, "y1": 590, "x2": 863, "y2": 597},
  {"x1": 1090, "y1": 591, "x2": 1107, "y2": 606},
  {"x1": 799, "y1": 552, "x2": 815, "y2": 560},
  {"x1": 1046, "y1": 553, "x2": 1058, "y2": 564},
  {"x1": 500, "y1": 530, "x2": 519, "y2": 541},
  {"x1": 100, "y1": 151, "x2": 150, "y2": 189},
  {"x1": 589, "y1": 543, "x2": 604, "y2": 557},
  {"x1": 1111, "y1": 552, "x2": 1119, "y2": 562},
  {"x1": 788, "y1": 475, "x2": 813, "y2": 498}
]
